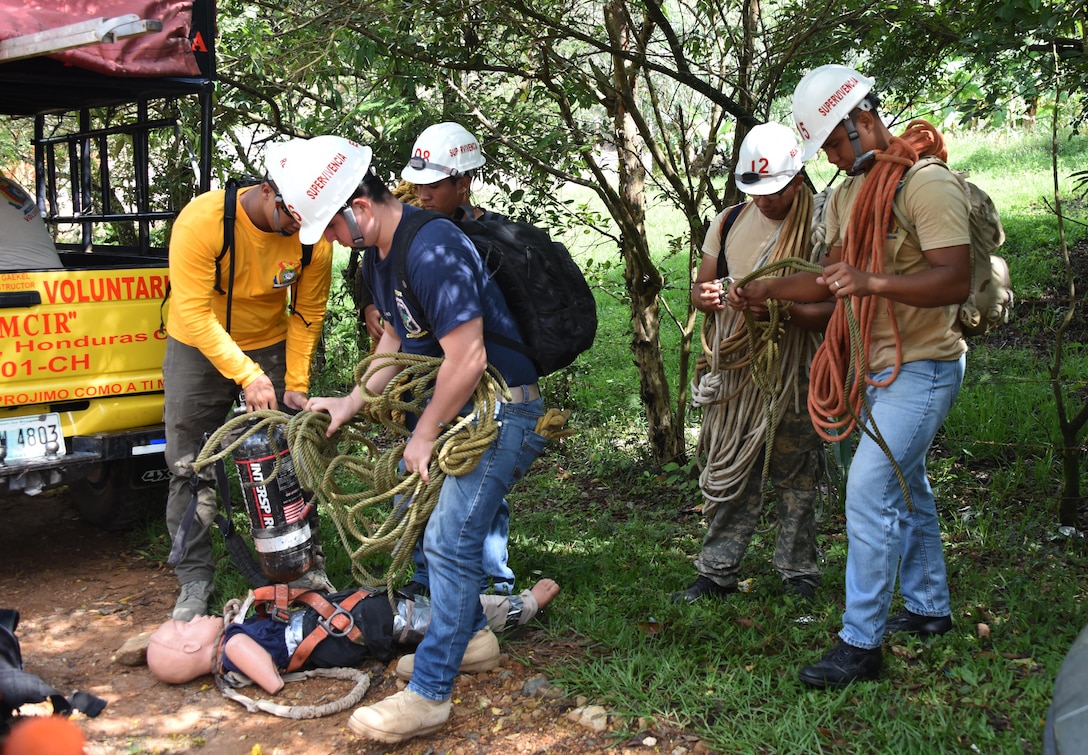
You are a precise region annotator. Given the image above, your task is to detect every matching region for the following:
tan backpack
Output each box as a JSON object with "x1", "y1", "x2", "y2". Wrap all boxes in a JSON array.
[{"x1": 892, "y1": 156, "x2": 1013, "y2": 337}]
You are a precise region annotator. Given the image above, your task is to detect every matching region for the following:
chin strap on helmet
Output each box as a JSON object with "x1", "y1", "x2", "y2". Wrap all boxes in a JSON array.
[
  {"x1": 271, "y1": 204, "x2": 293, "y2": 237},
  {"x1": 340, "y1": 204, "x2": 367, "y2": 248},
  {"x1": 842, "y1": 97, "x2": 877, "y2": 176},
  {"x1": 841, "y1": 117, "x2": 873, "y2": 176},
  {"x1": 264, "y1": 175, "x2": 296, "y2": 237}
]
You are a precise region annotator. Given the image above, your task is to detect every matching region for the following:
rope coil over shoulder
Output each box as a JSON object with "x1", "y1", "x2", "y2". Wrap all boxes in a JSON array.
[
  {"x1": 787, "y1": 120, "x2": 949, "y2": 510},
  {"x1": 693, "y1": 190, "x2": 819, "y2": 506},
  {"x1": 807, "y1": 119, "x2": 946, "y2": 448}
]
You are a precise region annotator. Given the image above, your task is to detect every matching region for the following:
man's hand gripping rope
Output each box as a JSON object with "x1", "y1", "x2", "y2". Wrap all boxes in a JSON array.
[{"x1": 730, "y1": 258, "x2": 913, "y2": 510}]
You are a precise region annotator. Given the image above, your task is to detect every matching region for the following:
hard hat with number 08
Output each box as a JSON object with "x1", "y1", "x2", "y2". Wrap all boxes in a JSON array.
[
  {"x1": 265, "y1": 135, "x2": 373, "y2": 245},
  {"x1": 791, "y1": 65, "x2": 876, "y2": 162},
  {"x1": 401, "y1": 122, "x2": 486, "y2": 185},
  {"x1": 734, "y1": 122, "x2": 803, "y2": 196}
]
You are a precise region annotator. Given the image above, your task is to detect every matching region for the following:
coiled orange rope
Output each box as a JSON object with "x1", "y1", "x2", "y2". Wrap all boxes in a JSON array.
[{"x1": 808, "y1": 120, "x2": 947, "y2": 443}]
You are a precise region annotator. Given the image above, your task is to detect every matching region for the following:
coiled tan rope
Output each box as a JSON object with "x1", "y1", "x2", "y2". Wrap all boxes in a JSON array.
[
  {"x1": 692, "y1": 191, "x2": 819, "y2": 510},
  {"x1": 392, "y1": 179, "x2": 422, "y2": 207},
  {"x1": 195, "y1": 352, "x2": 570, "y2": 590}
]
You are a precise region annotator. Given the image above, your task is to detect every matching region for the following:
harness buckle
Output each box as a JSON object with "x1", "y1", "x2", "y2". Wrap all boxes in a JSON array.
[
  {"x1": 319, "y1": 604, "x2": 355, "y2": 638},
  {"x1": 269, "y1": 605, "x2": 293, "y2": 623}
]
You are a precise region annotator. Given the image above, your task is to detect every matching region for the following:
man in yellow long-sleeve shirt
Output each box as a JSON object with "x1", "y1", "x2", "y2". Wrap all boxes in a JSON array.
[{"x1": 163, "y1": 139, "x2": 335, "y2": 620}]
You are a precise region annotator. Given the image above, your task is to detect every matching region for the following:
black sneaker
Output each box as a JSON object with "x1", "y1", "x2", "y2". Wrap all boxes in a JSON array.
[
  {"x1": 784, "y1": 578, "x2": 817, "y2": 602},
  {"x1": 798, "y1": 641, "x2": 883, "y2": 688},
  {"x1": 395, "y1": 580, "x2": 429, "y2": 600},
  {"x1": 884, "y1": 609, "x2": 953, "y2": 638},
  {"x1": 670, "y1": 575, "x2": 736, "y2": 604}
]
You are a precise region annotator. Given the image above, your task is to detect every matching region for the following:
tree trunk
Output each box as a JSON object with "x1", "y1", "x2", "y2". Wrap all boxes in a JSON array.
[
  {"x1": 1059, "y1": 427, "x2": 1081, "y2": 528},
  {"x1": 605, "y1": 1, "x2": 680, "y2": 463}
]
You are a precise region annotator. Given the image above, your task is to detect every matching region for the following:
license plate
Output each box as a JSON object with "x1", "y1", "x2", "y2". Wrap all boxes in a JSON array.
[{"x1": 0, "y1": 413, "x2": 66, "y2": 462}]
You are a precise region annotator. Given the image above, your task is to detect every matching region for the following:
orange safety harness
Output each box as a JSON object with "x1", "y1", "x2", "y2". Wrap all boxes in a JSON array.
[
  {"x1": 247, "y1": 585, "x2": 368, "y2": 673},
  {"x1": 807, "y1": 120, "x2": 947, "y2": 443}
]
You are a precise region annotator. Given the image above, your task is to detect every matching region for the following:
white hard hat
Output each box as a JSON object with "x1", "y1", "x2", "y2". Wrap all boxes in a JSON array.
[
  {"x1": 734, "y1": 122, "x2": 803, "y2": 196},
  {"x1": 400, "y1": 122, "x2": 485, "y2": 185},
  {"x1": 265, "y1": 135, "x2": 372, "y2": 245},
  {"x1": 791, "y1": 65, "x2": 876, "y2": 162}
]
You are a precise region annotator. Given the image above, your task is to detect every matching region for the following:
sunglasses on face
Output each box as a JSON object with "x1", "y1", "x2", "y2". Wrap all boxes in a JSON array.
[
  {"x1": 407, "y1": 155, "x2": 460, "y2": 178},
  {"x1": 737, "y1": 169, "x2": 796, "y2": 186}
]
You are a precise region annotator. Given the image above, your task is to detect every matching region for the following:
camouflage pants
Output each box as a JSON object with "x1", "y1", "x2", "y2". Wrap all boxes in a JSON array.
[
  {"x1": 163, "y1": 338, "x2": 326, "y2": 585},
  {"x1": 694, "y1": 401, "x2": 822, "y2": 589}
]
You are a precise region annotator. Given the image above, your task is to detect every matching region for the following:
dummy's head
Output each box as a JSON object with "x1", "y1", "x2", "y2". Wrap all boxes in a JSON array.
[{"x1": 146, "y1": 615, "x2": 224, "y2": 684}]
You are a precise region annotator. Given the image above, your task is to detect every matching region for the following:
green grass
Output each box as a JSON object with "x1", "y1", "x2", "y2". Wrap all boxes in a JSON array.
[
  {"x1": 137, "y1": 124, "x2": 1088, "y2": 753},
  {"x1": 514, "y1": 126, "x2": 1088, "y2": 752},
  {"x1": 502, "y1": 450, "x2": 1088, "y2": 753}
]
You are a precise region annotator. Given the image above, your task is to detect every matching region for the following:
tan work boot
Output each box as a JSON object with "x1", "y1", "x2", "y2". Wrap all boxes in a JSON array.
[
  {"x1": 348, "y1": 688, "x2": 451, "y2": 743},
  {"x1": 395, "y1": 626, "x2": 500, "y2": 681}
]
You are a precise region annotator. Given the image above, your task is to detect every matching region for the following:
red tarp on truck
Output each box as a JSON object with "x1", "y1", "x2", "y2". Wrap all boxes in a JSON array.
[
  {"x1": 0, "y1": 0, "x2": 204, "y2": 77},
  {"x1": 0, "y1": 0, "x2": 214, "y2": 115}
]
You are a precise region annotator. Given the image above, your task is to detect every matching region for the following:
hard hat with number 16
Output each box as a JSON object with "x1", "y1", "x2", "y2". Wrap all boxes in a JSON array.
[
  {"x1": 791, "y1": 65, "x2": 875, "y2": 162},
  {"x1": 265, "y1": 135, "x2": 373, "y2": 245}
]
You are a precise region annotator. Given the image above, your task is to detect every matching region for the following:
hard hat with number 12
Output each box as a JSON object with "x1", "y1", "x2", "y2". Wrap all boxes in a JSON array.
[{"x1": 734, "y1": 122, "x2": 803, "y2": 196}]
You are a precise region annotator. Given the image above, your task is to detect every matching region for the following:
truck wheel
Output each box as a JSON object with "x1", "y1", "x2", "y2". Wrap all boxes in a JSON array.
[{"x1": 70, "y1": 459, "x2": 167, "y2": 531}]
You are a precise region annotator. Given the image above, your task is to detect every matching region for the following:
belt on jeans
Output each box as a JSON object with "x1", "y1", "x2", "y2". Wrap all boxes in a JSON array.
[{"x1": 500, "y1": 383, "x2": 540, "y2": 403}]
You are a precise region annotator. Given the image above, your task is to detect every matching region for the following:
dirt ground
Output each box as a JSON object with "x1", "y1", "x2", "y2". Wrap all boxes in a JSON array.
[{"x1": 0, "y1": 489, "x2": 701, "y2": 755}]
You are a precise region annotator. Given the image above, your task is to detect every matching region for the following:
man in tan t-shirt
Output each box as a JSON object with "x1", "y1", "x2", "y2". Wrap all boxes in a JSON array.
[{"x1": 733, "y1": 65, "x2": 971, "y2": 688}]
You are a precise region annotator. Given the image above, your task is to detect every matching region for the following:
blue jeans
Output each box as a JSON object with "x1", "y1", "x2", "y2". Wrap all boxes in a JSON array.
[
  {"x1": 408, "y1": 398, "x2": 546, "y2": 701},
  {"x1": 839, "y1": 356, "x2": 965, "y2": 650},
  {"x1": 410, "y1": 497, "x2": 514, "y2": 595}
]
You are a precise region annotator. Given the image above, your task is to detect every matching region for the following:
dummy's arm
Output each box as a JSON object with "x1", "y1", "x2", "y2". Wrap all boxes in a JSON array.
[{"x1": 222, "y1": 634, "x2": 284, "y2": 694}]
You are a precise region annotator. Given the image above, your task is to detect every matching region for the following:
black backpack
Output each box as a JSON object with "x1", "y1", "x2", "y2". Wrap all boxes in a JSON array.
[
  {"x1": 390, "y1": 209, "x2": 597, "y2": 376},
  {"x1": 0, "y1": 609, "x2": 106, "y2": 731}
]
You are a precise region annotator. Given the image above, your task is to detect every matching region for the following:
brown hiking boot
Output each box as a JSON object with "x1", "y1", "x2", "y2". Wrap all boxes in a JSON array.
[
  {"x1": 348, "y1": 689, "x2": 451, "y2": 743},
  {"x1": 395, "y1": 626, "x2": 500, "y2": 681}
]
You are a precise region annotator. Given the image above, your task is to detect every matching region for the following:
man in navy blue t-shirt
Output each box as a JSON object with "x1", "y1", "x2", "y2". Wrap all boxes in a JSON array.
[{"x1": 292, "y1": 136, "x2": 547, "y2": 745}]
